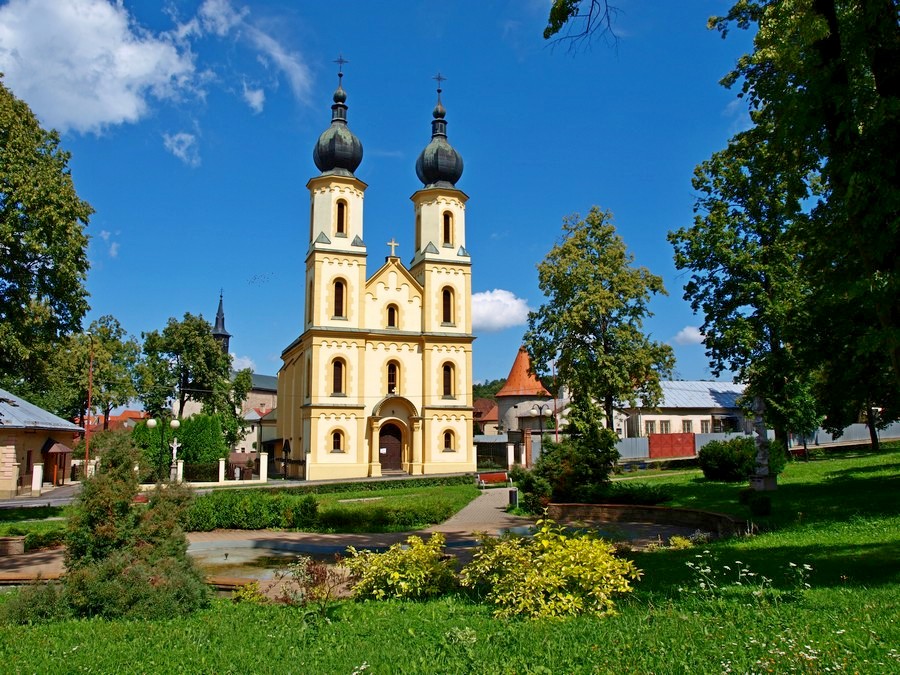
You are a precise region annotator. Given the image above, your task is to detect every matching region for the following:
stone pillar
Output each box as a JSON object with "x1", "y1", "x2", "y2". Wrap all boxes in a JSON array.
[
  {"x1": 218, "y1": 458, "x2": 226, "y2": 483},
  {"x1": 507, "y1": 443, "x2": 515, "y2": 469},
  {"x1": 368, "y1": 418, "x2": 382, "y2": 477},
  {"x1": 259, "y1": 452, "x2": 268, "y2": 482},
  {"x1": 31, "y1": 463, "x2": 43, "y2": 496},
  {"x1": 176, "y1": 459, "x2": 184, "y2": 482},
  {"x1": 410, "y1": 418, "x2": 424, "y2": 475}
]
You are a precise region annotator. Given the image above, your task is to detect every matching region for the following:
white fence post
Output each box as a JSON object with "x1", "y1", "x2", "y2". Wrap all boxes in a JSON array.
[
  {"x1": 259, "y1": 452, "x2": 268, "y2": 482},
  {"x1": 31, "y1": 463, "x2": 43, "y2": 496},
  {"x1": 218, "y1": 458, "x2": 226, "y2": 483}
]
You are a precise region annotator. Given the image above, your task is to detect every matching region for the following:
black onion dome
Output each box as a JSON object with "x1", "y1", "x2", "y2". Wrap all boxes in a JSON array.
[
  {"x1": 313, "y1": 76, "x2": 363, "y2": 177},
  {"x1": 415, "y1": 88, "x2": 463, "y2": 188}
]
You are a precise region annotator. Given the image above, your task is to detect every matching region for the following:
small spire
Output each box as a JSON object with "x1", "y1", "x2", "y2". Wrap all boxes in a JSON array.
[{"x1": 432, "y1": 72, "x2": 446, "y2": 119}]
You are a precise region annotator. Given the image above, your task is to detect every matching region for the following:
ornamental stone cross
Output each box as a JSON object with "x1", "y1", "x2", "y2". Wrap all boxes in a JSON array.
[
  {"x1": 387, "y1": 238, "x2": 399, "y2": 257},
  {"x1": 170, "y1": 437, "x2": 181, "y2": 464}
]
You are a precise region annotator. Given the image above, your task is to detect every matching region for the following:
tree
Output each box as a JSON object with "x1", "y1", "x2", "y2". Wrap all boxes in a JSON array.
[
  {"x1": 138, "y1": 313, "x2": 230, "y2": 419},
  {"x1": 472, "y1": 378, "x2": 507, "y2": 402},
  {"x1": 525, "y1": 207, "x2": 675, "y2": 429},
  {"x1": 0, "y1": 77, "x2": 92, "y2": 388},
  {"x1": 203, "y1": 367, "x2": 252, "y2": 449},
  {"x1": 669, "y1": 127, "x2": 814, "y2": 456}
]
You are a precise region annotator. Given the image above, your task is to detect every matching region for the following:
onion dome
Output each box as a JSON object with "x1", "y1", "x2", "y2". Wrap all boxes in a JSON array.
[
  {"x1": 313, "y1": 64, "x2": 363, "y2": 177},
  {"x1": 415, "y1": 74, "x2": 463, "y2": 188}
]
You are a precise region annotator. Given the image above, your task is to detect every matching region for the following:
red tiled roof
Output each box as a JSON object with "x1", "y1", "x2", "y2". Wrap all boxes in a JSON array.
[
  {"x1": 482, "y1": 403, "x2": 499, "y2": 422},
  {"x1": 495, "y1": 346, "x2": 551, "y2": 398}
]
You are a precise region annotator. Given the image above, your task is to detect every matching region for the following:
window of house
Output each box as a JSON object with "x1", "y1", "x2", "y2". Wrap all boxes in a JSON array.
[
  {"x1": 333, "y1": 280, "x2": 346, "y2": 318},
  {"x1": 701, "y1": 420, "x2": 711, "y2": 434},
  {"x1": 660, "y1": 420, "x2": 671, "y2": 434},
  {"x1": 332, "y1": 359, "x2": 345, "y2": 395},
  {"x1": 387, "y1": 362, "x2": 399, "y2": 395},
  {"x1": 336, "y1": 200, "x2": 347, "y2": 236},
  {"x1": 645, "y1": 420, "x2": 656, "y2": 436},
  {"x1": 387, "y1": 304, "x2": 398, "y2": 328},
  {"x1": 442, "y1": 287, "x2": 454, "y2": 325},
  {"x1": 443, "y1": 430, "x2": 454, "y2": 451},
  {"x1": 307, "y1": 280, "x2": 314, "y2": 324},
  {"x1": 442, "y1": 363, "x2": 455, "y2": 398},
  {"x1": 442, "y1": 211, "x2": 453, "y2": 246},
  {"x1": 682, "y1": 420, "x2": 693, "y2": 433},
  {"x1": 332, "y1": 431, "x2": 344, "y2": 452},
  {"x1": 305, "y1": 356, "x2": 312, "y2": 398}
]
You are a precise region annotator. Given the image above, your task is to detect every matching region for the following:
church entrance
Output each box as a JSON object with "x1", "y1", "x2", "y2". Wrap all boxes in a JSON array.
[{"x1": 379, "y1": 423, "x2": 403, "y2": 470}]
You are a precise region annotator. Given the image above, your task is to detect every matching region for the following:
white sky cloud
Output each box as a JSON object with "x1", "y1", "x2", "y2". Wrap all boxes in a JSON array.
[
  {"x1": 163, "y1": 132, "x2": 200, "y2": 167},
  {"x1": 0, "y1": 0, "x2": 195, "y2": 133},
  {"x1": 231, "y1": 354, "x2": 256, "y2": 371},
  {"x1": 246, "y1": 25, "x2": 312, "y2": 103},
  {"x1": 472, "y1": 289, "x2": 530, "y2": 332},
  {"x1": 673, "y1": 326, "x2": 705, "y2": 345},
  {"x1": 242, "y1": 82, "x2": 265, "y2": 113},
  {"x1": 108, "y1": 241, "x2": 120, "y2": 258},
  {"x1": 199, "y1": 0, "x2": 247, "y2": 37}
]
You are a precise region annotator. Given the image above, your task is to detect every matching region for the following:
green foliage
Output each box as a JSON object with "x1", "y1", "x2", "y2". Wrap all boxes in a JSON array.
[
  {"x1": 0, "y1": 76, "x2": 92, "y2": 386},
  {"x1": 274, "y1": 555, "x2": 346, "y2": 618},
  {"x1": 205, "y1": 367, "x2": 252, "y2": 449},
  {"x1": 525, "y1": 207, "x2": 674, "y2": 429},
  {"x1": 460, "y1": 517, "x2": 641, "y2": 619},
  {"x1": 231, "y1": 581, "x2": 268, "y2": 605},
  {"x1": 277, "y1": 474, "x2": 473, "y2": 496},
  {"x1": 578, "y1": 481, "x2": 674, "y2": 505},
  {"x1": 509, "y1": 465, "x2": 552, "y2": 513},
  {"x1": 345, "y1": 533, "x2": 458, "y2": 601},
  {"x1": 0, "y1": 581, "x2": 72, "y2": 625},
  {"x1": 182, "y1": 489, "x2": 318, "y2": 531},
  {"x1": 179, "y1": 414, "x2": 227, "y2": 464},
  {"x1": 471, "y1": 378, "x2": 506, "y2": 401},
  {"x1": 698, "y1": 437, "x2": 757, "y2": 482}
]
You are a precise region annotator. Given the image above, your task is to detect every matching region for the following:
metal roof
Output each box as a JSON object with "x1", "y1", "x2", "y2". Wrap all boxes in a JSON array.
[
  {"x1": 0, "y1": 388, "x2": 84, "y2": 432},
  {"x1": 250, "y1": 373, "x2": 277, "y2": 391},
  {"x1": 654, "y1": 381, "x2": 746, "y2": 410}
]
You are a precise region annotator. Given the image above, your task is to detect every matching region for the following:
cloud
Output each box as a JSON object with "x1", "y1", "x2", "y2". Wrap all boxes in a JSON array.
[
  {"x1": 99, "y1": 230, "x2": 111, "y2": 242},
  {"x1": 108, "y1": 241, "x2": 120, "y2": 258},
  {"x1": 242, "y1": 81, "x2": 265, "y2": 113},
  {"x1": 0, "y1": 0, "x2": 195, "y2": 133},
  {"x1": 231, "y1": 354, "x2": 256, "y2": 371},
  {"x1": 163, "y1": 132, "x2": 201, "y2": 167},
  {"x1": 673, "y1": 326, "x2": 705, "y2": 345},
  {"x1": 199, "y1": 0, "x2": 247, "y2": 37},
  {"x1": 472, "y1": 289, "x2": 530, "y2": 332},
  {"x1": 246, "y1": 25, "x2": 312, "y2": 102}
]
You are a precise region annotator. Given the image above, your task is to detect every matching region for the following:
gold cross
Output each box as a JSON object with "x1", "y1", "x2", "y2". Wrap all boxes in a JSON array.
[{"x1": 387, "y1": 238, "x2": 399, "y2": 257}]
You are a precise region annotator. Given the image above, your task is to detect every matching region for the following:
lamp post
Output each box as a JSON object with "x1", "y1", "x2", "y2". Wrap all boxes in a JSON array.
[
  {"x1": 147, "y1": 417, "x2": 181, "y2": 482},
  {"x1": 530, "y1": 403, "x2": 552, "y2": 439},
  {"x1": 84, "y1": 332, "x2": 94, "y2": 478}
]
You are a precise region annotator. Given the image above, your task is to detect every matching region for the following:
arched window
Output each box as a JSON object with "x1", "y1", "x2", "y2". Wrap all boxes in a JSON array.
[
  {"x1": 386, "y1": 304, "x2": 398, "y2": 328},
  {"x1": 442, "y1": 287, "x2": 454, "y2": 325},
  {"x1": 443, "y1": 430, "x2": 454, "y2": 451},
  {"x1": 415, "y1": 212, "x2": 421, "y2": 251},
  {"x1": 442, "y1": 363, "x2": 455, "y2": 398},
  {"x1": 332, "y1": 359, "x2": 345, "y2": 395},
  {"x1": 336, "y1": 200, "x2": 347, "y2": 236},
  {"x1": 333, "y1": 280, "x2": 346, "y2": 318},
  {"x1": 442, "y1": 211, "x2": 453, "y2": 246},
  {"x1": 387, "y1": 361, "x2": 399, "y2": 395},
  {"x1": 332, "y1": 430, "x2": 344, "y2": 452}
]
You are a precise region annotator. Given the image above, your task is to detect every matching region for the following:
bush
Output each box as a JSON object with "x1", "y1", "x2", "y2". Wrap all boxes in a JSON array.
[
  {"x1": 698, "y1": 437, "x2": 757, "y2": 482},
  {"x1": 345, "y1": 533, "x2": 458, "y2": 600},
  {"x1": 179, "y1": 414, "x2": 227, "y2": 464},
  {"x1": 459, "y1": 517, "x2": 642, "y2": 619},
  {"x1": 182, "y1": 489, "x2": 318, "y2": 531},
  {"x1": 509, "y1": 465, "x2": 552, "y2": 514},
  {"x1": 0, "y1": 582, "x2": 72, "y2": 624},
  {"x1": 573, "y1": 481, "x2": 674, "y2": 505}
]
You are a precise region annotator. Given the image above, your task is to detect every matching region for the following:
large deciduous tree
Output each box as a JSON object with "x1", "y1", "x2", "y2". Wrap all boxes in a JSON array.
[
  {"x1": 525, "y1": 207, "x2": 675, "y2": 429},
  {"x1": 669, "y1": 127, "x2": 814, "y2": 455},
  {"x1": 0, "y1": 77, "x2": 92, "y2": 388},
  {"x1": 139, "y1": 313, "x2": 231, "y2": 419}
]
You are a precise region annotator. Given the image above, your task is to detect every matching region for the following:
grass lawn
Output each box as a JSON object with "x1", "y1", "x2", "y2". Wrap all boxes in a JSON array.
[{"x1": 1, "y1": 448, "x2": 897, "y2": 673}]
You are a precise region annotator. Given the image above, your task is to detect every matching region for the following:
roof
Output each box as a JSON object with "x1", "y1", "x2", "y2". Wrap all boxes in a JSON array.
[
  {"x1": 473, "y1": 398, "x2": 495, "y2": 417},
  {"x1": 495, "y1": 347, "x2": 551, "y2": 398},
  {"x1": 0, "y1": 388, "x2": 84, "y2": 432},
  {"x1": 250, "y1": 373, "x2": 277, "y2": 391},
  {"x1": 648, "y1": 381, "x2": 746, "y2": 410}
]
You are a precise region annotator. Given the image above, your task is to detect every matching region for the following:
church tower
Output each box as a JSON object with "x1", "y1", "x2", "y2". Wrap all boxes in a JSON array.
[
  {"x1": 277, "y1": 65, "x2": 475, "y2": 480},
  {"x1": 212, "y1": 291, "x2": 231, "y2": 354}
]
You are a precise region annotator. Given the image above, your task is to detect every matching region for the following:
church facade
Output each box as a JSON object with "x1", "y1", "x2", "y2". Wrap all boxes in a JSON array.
[{"x1": 276, "y1": 71, "x2": 476, "y2": 480}]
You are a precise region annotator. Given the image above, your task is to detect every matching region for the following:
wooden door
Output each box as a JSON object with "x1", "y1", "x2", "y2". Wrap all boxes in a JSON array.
[{"x1": 379, "y1": 423, "x2": 403, "y2": 470}]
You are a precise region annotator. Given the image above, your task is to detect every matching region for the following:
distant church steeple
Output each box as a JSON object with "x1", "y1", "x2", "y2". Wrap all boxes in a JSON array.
[{"x1": 212, "y1": 291, "x2": 231, "y2": 354}]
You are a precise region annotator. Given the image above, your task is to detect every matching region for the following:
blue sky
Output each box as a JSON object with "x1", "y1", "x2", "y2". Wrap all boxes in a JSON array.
[{"x1": 0, "y1": 0, "x2": 753, "y2": 383}]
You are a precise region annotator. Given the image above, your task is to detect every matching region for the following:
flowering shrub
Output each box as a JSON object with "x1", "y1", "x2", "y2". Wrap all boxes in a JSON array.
[
  {"x1": 344, "y1": 533, "x2": 457, "y2": 600},
  {"x1": 460, "y1": 518, "x2": 641, "y2": 619}
]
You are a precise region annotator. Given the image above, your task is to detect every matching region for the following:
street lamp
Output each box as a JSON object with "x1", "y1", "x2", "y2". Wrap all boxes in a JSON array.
[
  {"x1": 530, "y1": 403, "x2": 552, "y2": 439},
  {"x1": 147, "y1": 417, "x2": 181, "y2": 482},
  {"x1": 84, "y1": 332, "x2": 94, "y2": 479}
]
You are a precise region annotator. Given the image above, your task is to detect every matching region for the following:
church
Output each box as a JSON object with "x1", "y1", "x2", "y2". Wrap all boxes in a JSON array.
[{"x1": 276, "y1": 69, "x2": 476, "y2": 480}]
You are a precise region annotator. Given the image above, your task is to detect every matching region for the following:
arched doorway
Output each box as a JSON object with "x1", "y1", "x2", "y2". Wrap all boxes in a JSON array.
[{"x1": 379, "y1": 423, "x2": 403, "y2": 470}]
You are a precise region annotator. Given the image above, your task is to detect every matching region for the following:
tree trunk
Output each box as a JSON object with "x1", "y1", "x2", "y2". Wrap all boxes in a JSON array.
[
  {"x1": 866, "y1": 404, "x2": 880, "y2": 452},
  {"x1": 604, "y1": 395, "x2": 614, "y2": 430},
  {"x1": 103, "y1": 403, "x2": 112, "y2": 431}
]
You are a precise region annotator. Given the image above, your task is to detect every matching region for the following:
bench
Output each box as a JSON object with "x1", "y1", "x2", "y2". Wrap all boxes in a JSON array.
[{"x1": 476, "y1": 471, "x2": 511, "y2": 489}]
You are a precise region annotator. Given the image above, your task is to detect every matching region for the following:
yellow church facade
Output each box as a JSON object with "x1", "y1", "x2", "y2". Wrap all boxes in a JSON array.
[{"x1": 277, "y1": 71, "x2": 476, "y2": 480}]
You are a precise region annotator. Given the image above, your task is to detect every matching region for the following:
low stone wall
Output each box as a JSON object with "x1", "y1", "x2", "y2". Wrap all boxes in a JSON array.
[
  {"x1": 0, "y1": 536, "x2": 25, "y2": 556},
  {"x1": 547, "y1": 503, "x2": 745, "y2": 538}
]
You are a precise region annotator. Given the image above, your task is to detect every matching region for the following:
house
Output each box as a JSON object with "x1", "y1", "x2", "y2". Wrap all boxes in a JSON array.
[
  {"x1": 276, "y1": 69, "x2": 476, "y2": 480},
  {"x1": 623, "y1": 380, "x2": 749, "y2": 437},
  {"x1": 0, "y1": 387, "x2": 83, "y2": 497}
]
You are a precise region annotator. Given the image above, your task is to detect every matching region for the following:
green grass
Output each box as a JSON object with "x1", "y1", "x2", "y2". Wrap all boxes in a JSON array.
[
  {"x1": 1, "y1": 448, "x2": 897, "y2": 672},
  {"x1": 0, "y1": 506, "x2": 68, "y2": 550}
]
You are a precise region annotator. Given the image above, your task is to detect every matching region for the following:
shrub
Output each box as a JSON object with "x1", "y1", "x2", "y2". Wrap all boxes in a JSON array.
[
  {"x1": 181, "y1": 490, "x2": 318, "y2": 531},
  {"x1": 698, "y1": 437, "x2": 757, "y2": 482},
  {"x1": 0, "y1": 582, "x2": 73, "y2": 624},
  {"x1": 573, "y1": 481, "x2": 673, "y2": 505},
  {"x1": 345, "y1": 533, "x2": 458, "y2": 600},
  {"x1": 460, "y1": 517, "x2": 642, "y2": 619},
  {"x1": 274, "y1": 555, "x2": 346, "y2": 617},
  {"x1": 179, "y1": 414, "x2": 227, "y2": 464},
  {"x1": 509, "y1": 465, "x2": 552, "y2": 514}
]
